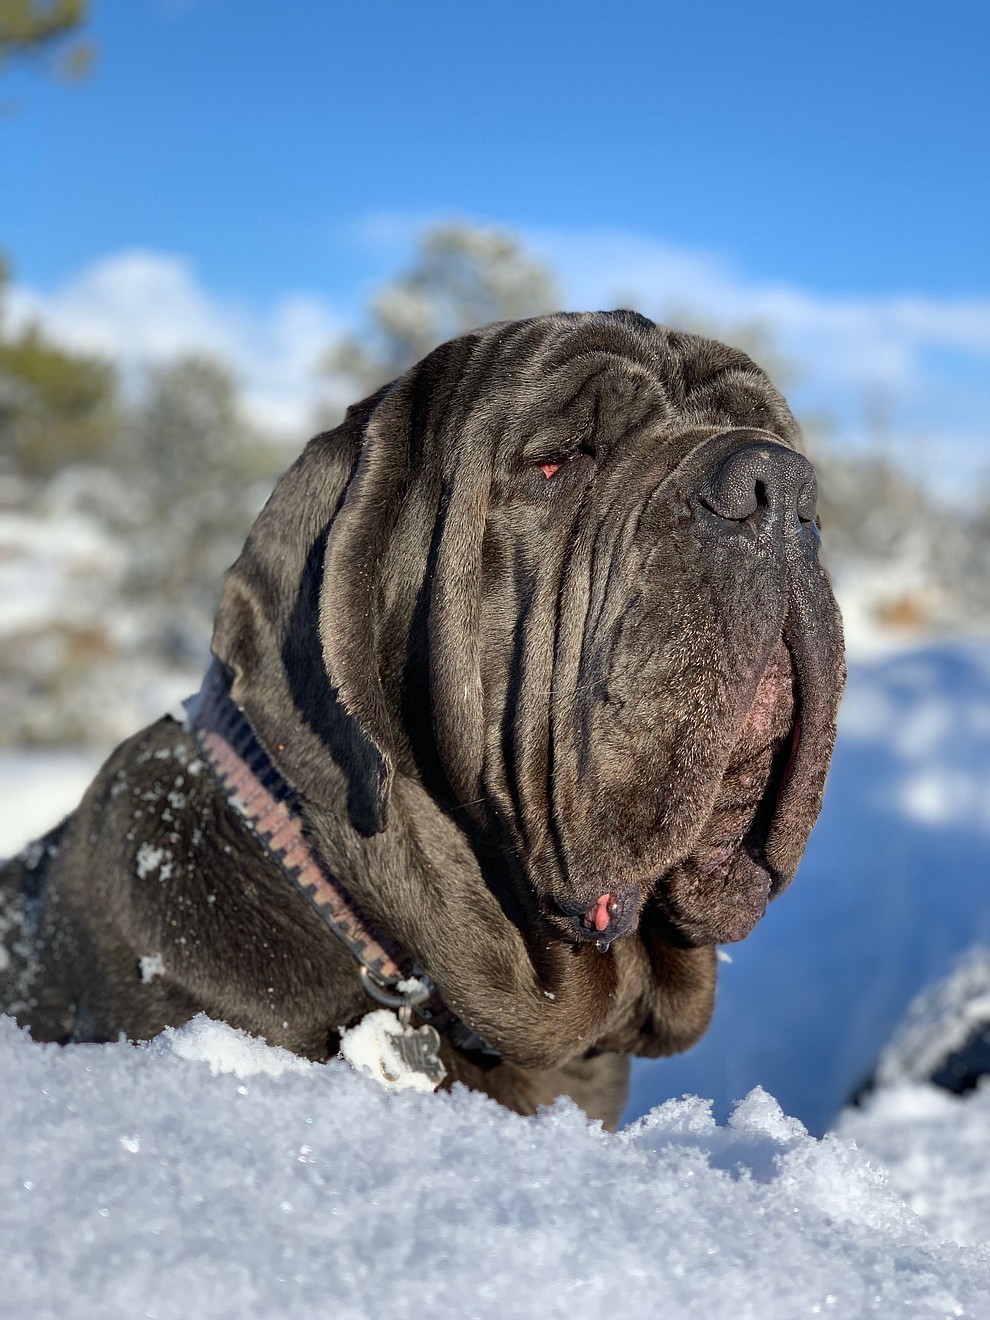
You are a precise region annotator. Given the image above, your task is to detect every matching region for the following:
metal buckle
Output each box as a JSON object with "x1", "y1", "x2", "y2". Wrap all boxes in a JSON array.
[{"x1": 359, "y1": 965, "x2": 431, "y2": 1023}]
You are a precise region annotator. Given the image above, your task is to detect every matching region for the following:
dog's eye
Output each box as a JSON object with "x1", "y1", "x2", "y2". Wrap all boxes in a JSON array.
[
  {"x1": 535, "y1": 454, "x2": 578, "y2": 479},
  {"x1": 519, "y1": 448, "x2": 594, "y2": 498}
]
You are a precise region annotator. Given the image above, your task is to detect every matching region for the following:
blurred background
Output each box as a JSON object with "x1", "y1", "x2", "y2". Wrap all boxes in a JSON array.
[{"x1": 1, "y1": 0, "x2": 988, "y2": 1132}]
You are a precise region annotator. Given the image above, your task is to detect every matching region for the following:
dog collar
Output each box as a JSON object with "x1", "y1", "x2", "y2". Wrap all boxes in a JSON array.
[{"x1": 184, "y1": 660, "x2": 498, "y2": 1062}]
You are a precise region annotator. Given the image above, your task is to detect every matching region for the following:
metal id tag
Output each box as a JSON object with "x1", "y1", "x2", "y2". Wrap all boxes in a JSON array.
[
  {"x1": 390, "y1": 1021, "x2": 447, "y2": 1088},
  {"x1": 340, "y1": 1009, "x2": 447, "y2": 1093}
]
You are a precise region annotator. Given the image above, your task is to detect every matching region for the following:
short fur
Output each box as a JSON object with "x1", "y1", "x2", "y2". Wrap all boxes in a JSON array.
[{"x1": 0, "y1": 312, "x2": 845, "y2": 1128}]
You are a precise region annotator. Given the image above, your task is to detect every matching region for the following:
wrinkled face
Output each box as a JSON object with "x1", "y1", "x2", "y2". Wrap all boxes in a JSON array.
[
  {"x1": 374, "y1": 316, "x2": 845, "y2": 950},
  {"x1": 479, "y1": 419, "x2": 843, "y2": 947}
]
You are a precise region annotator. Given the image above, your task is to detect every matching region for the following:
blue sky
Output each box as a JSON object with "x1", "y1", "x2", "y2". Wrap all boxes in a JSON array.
[{"x1": 3, "y1": 0, "x2": 988, "y2": 481}]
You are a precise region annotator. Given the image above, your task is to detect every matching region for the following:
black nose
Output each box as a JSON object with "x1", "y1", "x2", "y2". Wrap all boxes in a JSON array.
[{"x1": 702, "y1": 442, "x2": 818, "y2": 531}]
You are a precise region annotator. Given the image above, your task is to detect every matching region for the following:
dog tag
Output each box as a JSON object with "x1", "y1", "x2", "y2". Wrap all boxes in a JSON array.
[
  {"x1": 340, "y1": 1009, "x2": 447, "y2": 1093},
  {"x1": 391, "y1": 1022, "x2": 447, "y2": 1087}
]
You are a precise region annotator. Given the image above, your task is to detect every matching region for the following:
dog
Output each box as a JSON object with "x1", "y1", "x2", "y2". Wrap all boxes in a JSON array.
[{"x1": 0, "y1": 311, "x2": 844, "y2": 1127}]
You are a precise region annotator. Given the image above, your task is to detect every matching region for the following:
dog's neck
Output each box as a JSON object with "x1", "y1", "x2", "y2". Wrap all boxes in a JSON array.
[{"x1": 184, "y1": 659, "x2": 496, "y2": 1058}]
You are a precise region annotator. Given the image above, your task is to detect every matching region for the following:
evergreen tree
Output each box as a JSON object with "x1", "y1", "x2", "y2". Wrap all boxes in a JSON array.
[
  {"x1": 322, "y1": 223, "x2": 559, "y2": 412},
  {"x1": 0, "y1": 0, "x2": 93, "y2": 80}
]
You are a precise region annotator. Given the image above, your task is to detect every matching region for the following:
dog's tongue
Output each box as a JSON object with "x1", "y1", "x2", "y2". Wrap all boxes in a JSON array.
[{"x1": 586, "y1": 893, "x2": 615, "y2": 933}]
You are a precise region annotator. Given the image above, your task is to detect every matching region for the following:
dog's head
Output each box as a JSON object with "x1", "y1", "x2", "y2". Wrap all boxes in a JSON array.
[{"x1": 214, "y1": 312, "x2": 845, "y2": 950}]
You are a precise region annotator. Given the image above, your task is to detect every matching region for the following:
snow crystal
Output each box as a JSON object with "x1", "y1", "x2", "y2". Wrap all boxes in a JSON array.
[
  {"x1": 1, "y1": 1015, "x2": 988, "y2": 1320},
  {"x1": 138, "y1": 954, "x2": 166, "y2": 984},
  {"x1": 135, "y1": 842, "x2": 173, "y2": 881}
]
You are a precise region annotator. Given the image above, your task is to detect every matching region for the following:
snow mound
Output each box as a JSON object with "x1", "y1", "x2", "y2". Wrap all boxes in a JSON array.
[
  {"x1": 153, "y1": 1014, "x2": 313, "y2": 1079},
  {"x1": 3, "y1": 1014, "x2": 989, "y2": 1320},
  {"x1": 840, "y1": 1082, "x2": 990, "y2": 1248},
  {"x1": 833, "y1": 947, "x2": 990, "y2": 1248}
]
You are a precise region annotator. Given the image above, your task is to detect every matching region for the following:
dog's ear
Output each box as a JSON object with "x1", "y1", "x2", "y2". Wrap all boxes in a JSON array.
[
  {"x1": 316, "y1": 340, "x2": 491, "y2": 819},
  {"x1": 313, "y1": 382, "x2": 418, "y2": 828},
  {"x1": 210, "y1": 386, "x2": 408, "y2": 836},
  {"x1": 211, "y1": 333, "x2": 493, "y2": 834}
]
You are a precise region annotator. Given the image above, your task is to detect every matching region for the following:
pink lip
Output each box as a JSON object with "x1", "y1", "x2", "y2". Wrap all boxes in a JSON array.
[{"x1": 585, "y1": 892, "x2": 617, "y2": 933}]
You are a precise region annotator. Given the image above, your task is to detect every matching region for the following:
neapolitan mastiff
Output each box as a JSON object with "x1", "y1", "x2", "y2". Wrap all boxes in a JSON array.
[{"x1": 0, "y1": 312, "x2": 844, "y2": 1126}]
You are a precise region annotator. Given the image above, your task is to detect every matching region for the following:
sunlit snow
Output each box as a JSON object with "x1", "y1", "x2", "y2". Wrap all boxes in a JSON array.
[{"x1": 3, "y1": 1014, "x2": 990, "y2": 1320}]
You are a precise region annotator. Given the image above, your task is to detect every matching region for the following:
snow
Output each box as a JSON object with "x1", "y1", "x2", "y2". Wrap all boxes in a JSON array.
[
  {"x1": 138, "y1": 954, "x2": 167, "y2": 985},
  {"x1": 0, "y1": 749, "x2": 102, "y2": 858},
  {"x1": 135, "y1": 841, "x2": 174, "y2": 881},
  {"x1": 0, "y1": 507, "x2": 123, "y2": 635},
  {"x1": 4, "y1": 634, "x2": 990, "y2": 1314},
  {"x1": 839, "y1": 1081, "x2": 990, "y2": 1249},
  {"x1": 3, "y1": 1013, "x2": 989, "y2": 1320}
]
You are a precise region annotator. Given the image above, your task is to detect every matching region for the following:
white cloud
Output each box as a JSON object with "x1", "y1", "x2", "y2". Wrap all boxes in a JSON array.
[
  {"x1": 354, "y1": 212, "x2": 990, "y2": 369},
  {"x1": 6, "y1": 250, "x2": 344, "y2": 436},
  {"x1": 526, "y1": 226, "x2": 990, "y2": 386}
]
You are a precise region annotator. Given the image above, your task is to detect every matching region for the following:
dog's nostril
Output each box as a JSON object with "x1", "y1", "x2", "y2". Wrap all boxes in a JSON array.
[
  {"x1": 703, "y1": 442, "x2": 817, "y2": 528},
  {"x1": 796, "y1": 478, "x2": 818, "y2": 523}
]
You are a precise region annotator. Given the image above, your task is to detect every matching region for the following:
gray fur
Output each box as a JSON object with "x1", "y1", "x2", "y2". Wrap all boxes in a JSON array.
[{"x1": 0, "y1": 312, "x2": 845, "y2": 1128}]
